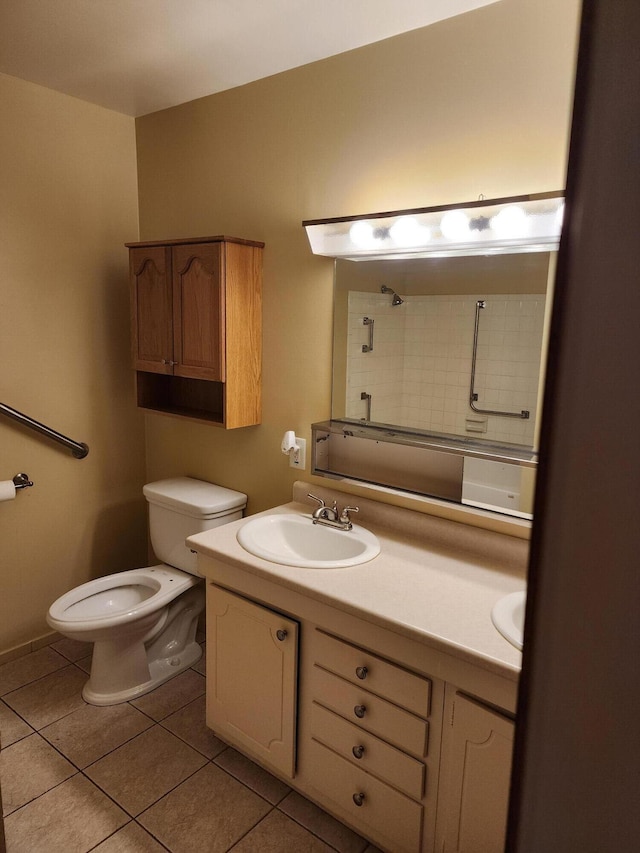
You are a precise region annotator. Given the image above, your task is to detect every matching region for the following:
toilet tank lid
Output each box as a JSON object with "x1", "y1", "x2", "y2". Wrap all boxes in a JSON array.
[{"x1": 143, "y1": 477, "x2": 247, "y2": 517}]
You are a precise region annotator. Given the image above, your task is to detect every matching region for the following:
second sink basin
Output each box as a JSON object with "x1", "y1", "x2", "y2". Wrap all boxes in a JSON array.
[
  {"x1": 491, "y1": 589, "x2": 526, "y2": 650},
  {"x1": 236, "y1": 513, "x2": 381, "y2": 568}
]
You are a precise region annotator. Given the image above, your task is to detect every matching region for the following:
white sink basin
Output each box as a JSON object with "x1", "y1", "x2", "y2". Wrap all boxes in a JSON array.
[
  {"x1": 236, "y1": 513, "x2": 380, "y2": 568},
  {"x1": 491, "y1": 590, "x2": 526, "y2": 650}
]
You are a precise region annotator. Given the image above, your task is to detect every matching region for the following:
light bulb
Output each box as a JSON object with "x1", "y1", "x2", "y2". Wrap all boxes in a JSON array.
[
  {"x1": 389, "y1": 216, "x2": 430, "y2": 247},
  {"x1": 440, "y1": 210, "x2": 470, "y2": 241},
  {"x1": 349, "y1": 220, "x2": 376, "y2": 249},
  {"x1": 491, "y1": 205, "x2": 528, "y2": 239}
]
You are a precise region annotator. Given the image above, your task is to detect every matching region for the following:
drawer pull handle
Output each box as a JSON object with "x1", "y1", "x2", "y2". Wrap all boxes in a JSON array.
[
  {"x1": 355, "y1": 666, "x2": 368, "y2": 680},
  {"x1": 352, "y1": 745, "x2": 365, "y2": 759},
  {"x1": 352, "y1": 792, "x2": 366, "y2": 807},
  {"x1": 354, "y1": 704, "x2": 366, "y2": 719},
  {"x1": 276, "y1": 629, "x2": 288, "y2": 641}
]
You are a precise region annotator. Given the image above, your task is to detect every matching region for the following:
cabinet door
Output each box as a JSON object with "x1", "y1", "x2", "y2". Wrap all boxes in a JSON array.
[
  {"x1": 129, "y1": 246, "x2": 173, "y2": 373},
  {"x1": 437, "y1": 692, "x2": 514, "y2": 853},
  {"x1": 172, "y1": 242, "x2": 224, "y2": 381},
  {"x1": 207, "y1": 585, "x2": 298, "y2": 778}
]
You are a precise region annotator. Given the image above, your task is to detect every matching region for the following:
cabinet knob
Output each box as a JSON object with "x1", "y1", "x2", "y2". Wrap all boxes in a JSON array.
[
  {"x1": 352, "y1": 745, "x2": 365, "y2": 759},
  {"x1": 352, "y1": 792, "x2": 366, "y2": 807},
  {"x1": 276, "y1": 629, "x2": 288, "y2": 642},
  {"x1": 353, "y1": 704, "x2": 366, "y2": 719},
  {"x1": 355, "y1": 665, "x2": 368, "y2": 680}
]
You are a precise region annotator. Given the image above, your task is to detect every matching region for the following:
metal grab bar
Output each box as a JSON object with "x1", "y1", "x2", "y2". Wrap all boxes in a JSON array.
[
  {"x1": 362, "y1": 317, "x2": 374, "y2": 352},
  {"x1": 360, "y1": 391, "x2": 372, "y2": 421},
  {"x1": 13, "y1": 473, "x2": 34, "y2": 490},
  {"x1": 0, "y1": 402, "x2": 89, "y2": 458},
  {"x1": 469, "y1": 301, "x2": 530, "y2": 420}
]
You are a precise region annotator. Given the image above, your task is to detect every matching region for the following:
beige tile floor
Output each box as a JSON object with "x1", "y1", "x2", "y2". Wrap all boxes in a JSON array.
[{"x1": 0, "y1": 638, "x2": 382, "y2": 853}]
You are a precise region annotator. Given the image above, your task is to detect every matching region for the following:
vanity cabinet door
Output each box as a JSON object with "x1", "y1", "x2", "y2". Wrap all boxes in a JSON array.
[
  {"x1": 436, "y1": 691, "x2": 514, "y2": 853},
  {"x1": 206, "y1": 584, "x2": 298, "y2": 778}
]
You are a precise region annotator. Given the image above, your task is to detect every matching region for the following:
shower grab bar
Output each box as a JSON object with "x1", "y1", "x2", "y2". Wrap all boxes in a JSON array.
[
  {"x1": 0, "y1": 402, "x2": 89, "y2": 458},
  {"x1": 469, "y1": 301, "x2": 530, "y2": 420},
  {"x1": 362, "y1": 317, "x2": 374, "y2": 352},
  {"x1": 360, "y1": 391, "x2": 372, "y2": 421}
]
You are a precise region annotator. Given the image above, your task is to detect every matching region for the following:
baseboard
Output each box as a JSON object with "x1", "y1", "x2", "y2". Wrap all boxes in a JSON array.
[{"x1": 0, "y1": 631, "x2": 61, "y2": 667}]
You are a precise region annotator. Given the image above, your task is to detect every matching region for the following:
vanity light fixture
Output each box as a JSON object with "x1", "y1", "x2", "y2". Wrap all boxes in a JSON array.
[{"x1": 303, "y1": 191, "x2": 564, "y2": 260}]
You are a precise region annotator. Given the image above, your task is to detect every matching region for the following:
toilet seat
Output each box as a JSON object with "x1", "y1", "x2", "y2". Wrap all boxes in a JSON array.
[{"x1": 47, "y1": 565, "x2": 198, "y2": 634}]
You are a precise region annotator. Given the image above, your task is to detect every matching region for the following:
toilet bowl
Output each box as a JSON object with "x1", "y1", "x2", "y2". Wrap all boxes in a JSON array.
[{"x1": 46, "y1": 477, "x2": 246, "y2": 706}]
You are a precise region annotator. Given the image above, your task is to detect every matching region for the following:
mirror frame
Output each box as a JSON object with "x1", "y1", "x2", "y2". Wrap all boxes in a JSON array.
[{"x1": 304, "y1": 191, "x2": 564, "y2": 518}]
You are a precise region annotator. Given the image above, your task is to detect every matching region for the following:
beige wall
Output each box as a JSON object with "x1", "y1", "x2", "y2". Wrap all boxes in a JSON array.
[
  {"x1": 0, "y1": 74, "x2": 147, "y2": 654},
  {"x1": 136, "y1": 0, "x2": 579, "y2": 522},
  {"x1": 0, "y1": 0, "x2": 579, "y2": 653}
]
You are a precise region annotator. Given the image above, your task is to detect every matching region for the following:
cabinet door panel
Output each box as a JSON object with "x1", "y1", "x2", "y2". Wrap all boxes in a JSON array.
[
  {"x1": 172, "y1": 243, "x2": 224, "y2": 380},
  {"x1": 439, "y1": 693, "x2": 514, "y2": 853},
  {"x1": 207, "y1": 585, "x2": 298, "y2": 778},
  {"x1": 130, "y1": 246, "x2": 173, "y2": 372}
]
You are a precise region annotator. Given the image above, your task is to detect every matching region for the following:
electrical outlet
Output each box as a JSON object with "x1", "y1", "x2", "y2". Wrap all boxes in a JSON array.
[{"x1": 290, "y1": 437, "x2": 306, "y2": 469}]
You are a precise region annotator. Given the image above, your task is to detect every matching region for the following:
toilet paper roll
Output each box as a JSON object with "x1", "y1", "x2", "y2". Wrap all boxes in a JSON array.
[{"x1": 0, "y1": 480, "x2": 16, "y2": 502}]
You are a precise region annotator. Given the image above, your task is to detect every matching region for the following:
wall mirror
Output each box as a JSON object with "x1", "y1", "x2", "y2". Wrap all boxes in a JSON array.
[{"x1": 304, "y1": 192, "x2": 563, "y2": 519}]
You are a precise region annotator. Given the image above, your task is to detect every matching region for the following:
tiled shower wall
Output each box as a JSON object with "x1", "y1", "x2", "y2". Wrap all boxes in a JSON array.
[{"x1": 346, "y1": 291, "x2": 546, "y2": 446}]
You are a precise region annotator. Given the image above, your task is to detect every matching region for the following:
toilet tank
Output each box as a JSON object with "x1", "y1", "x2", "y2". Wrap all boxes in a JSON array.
[{"x1": 143, "y1": 477, "x2": 247, "y2": 576}]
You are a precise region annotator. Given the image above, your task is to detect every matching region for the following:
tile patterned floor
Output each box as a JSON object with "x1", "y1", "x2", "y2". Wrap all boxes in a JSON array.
[{"x1": 0, "y1": 638, "x2": 382, "y2": 853}]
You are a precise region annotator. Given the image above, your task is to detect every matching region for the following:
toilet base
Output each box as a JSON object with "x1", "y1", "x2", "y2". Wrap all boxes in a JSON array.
[
  {"x1": 82, "y1": 638, "x2": 202, "y2": 705},
  {"x1": 81, "y1": 583, "x2": 205, "y2": 706}
]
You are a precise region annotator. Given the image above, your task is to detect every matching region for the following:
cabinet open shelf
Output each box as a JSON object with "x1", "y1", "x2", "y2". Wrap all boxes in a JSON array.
[{"x1": 135, "y1": 373, "x2": 225, "y2": 425}]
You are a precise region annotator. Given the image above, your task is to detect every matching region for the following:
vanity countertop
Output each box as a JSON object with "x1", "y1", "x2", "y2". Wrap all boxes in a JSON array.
[{"x1": 187, "y1": 483, "x2": 527, "y2": 681}]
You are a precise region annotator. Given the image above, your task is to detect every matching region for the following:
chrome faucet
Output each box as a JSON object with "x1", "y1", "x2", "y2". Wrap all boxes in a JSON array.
[{"x1": 307, "y1": 494, "x2": 359, "y2": 530}]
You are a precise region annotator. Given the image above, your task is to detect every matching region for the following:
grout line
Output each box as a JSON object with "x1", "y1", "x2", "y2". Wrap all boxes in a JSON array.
[
  {"x1": 2, "y1": 766, "x2": 82, "y2": 820},
  {"x1": 0, "y1": 651, "x2": 70, "y2": 700},
  {"x1": 2, "y1": 648, "x2": 363, "y2": 853},
  {"x1": 225, "y1": 803, "x2": 278, "y2": 851}
]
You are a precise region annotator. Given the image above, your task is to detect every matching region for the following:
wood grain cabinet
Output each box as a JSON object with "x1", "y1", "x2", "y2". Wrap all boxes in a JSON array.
[
  {"x1": 206, "y1": 584, "x2": 299, "y2": 778},
  {"x1": 436, "y1": 690, "x2": 515, "y2": 853},
  {"x1": 126, "y1": 236, "x2": 263, "y2": 428}
]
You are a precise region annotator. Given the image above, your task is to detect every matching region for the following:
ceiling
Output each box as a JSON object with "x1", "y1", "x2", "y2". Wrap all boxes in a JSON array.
[{"x1": 0, "y1": 0, "x2": 500, "y2": 117}]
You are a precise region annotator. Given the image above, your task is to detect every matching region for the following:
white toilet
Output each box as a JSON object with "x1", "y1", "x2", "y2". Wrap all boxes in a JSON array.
[{"x1": 47, "y1": 477, "x2": 246, "y2": 706}]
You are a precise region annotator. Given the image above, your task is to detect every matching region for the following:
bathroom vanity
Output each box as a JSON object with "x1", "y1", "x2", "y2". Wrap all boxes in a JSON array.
[{"x1": 187, "y1": 482, "x2": 526, "y2": 853}]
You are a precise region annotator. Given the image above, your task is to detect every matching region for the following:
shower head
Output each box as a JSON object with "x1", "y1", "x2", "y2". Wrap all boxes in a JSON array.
[{"x1": 380, "y1": 285, "x2": 404, "y2": 306}]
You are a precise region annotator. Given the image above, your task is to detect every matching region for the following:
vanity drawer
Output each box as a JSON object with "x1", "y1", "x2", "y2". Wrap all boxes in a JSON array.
[
  {"x1": 311, "y1": 665, "x2": 429, "y2": 758},
  {"x1": 311, "y1": 701, "x2": 425, "y2": 800},
  {"x1": 307, "y1": 737, "x2": 423, "y2": 853},
  {"x1": 314, "y1": 630, "x2": 431, "y2": 718}
]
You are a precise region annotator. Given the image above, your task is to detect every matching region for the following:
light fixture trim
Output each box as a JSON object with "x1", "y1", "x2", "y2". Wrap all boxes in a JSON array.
[{"x1": 303, "y1": 191, "x2": 564, "y2": 260}]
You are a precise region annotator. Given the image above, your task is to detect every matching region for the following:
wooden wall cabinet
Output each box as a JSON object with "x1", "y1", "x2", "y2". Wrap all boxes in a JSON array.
[{"x1": 126, "y1": 236, "x2": 263, "y2": 428}]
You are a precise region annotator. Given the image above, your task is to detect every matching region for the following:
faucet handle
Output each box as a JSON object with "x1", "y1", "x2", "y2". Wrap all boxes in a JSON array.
[
  {"x1": 339, "y1": 505, "x2": 359, "y2": 525},
  {"x1": 307, "y1": 493, "x2": 325, "y2": 509}
]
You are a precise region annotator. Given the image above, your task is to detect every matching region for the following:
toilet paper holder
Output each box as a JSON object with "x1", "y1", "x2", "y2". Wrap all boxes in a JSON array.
[{"x1": 13, "y1": 473, "x2": 34, "y2": 490}]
